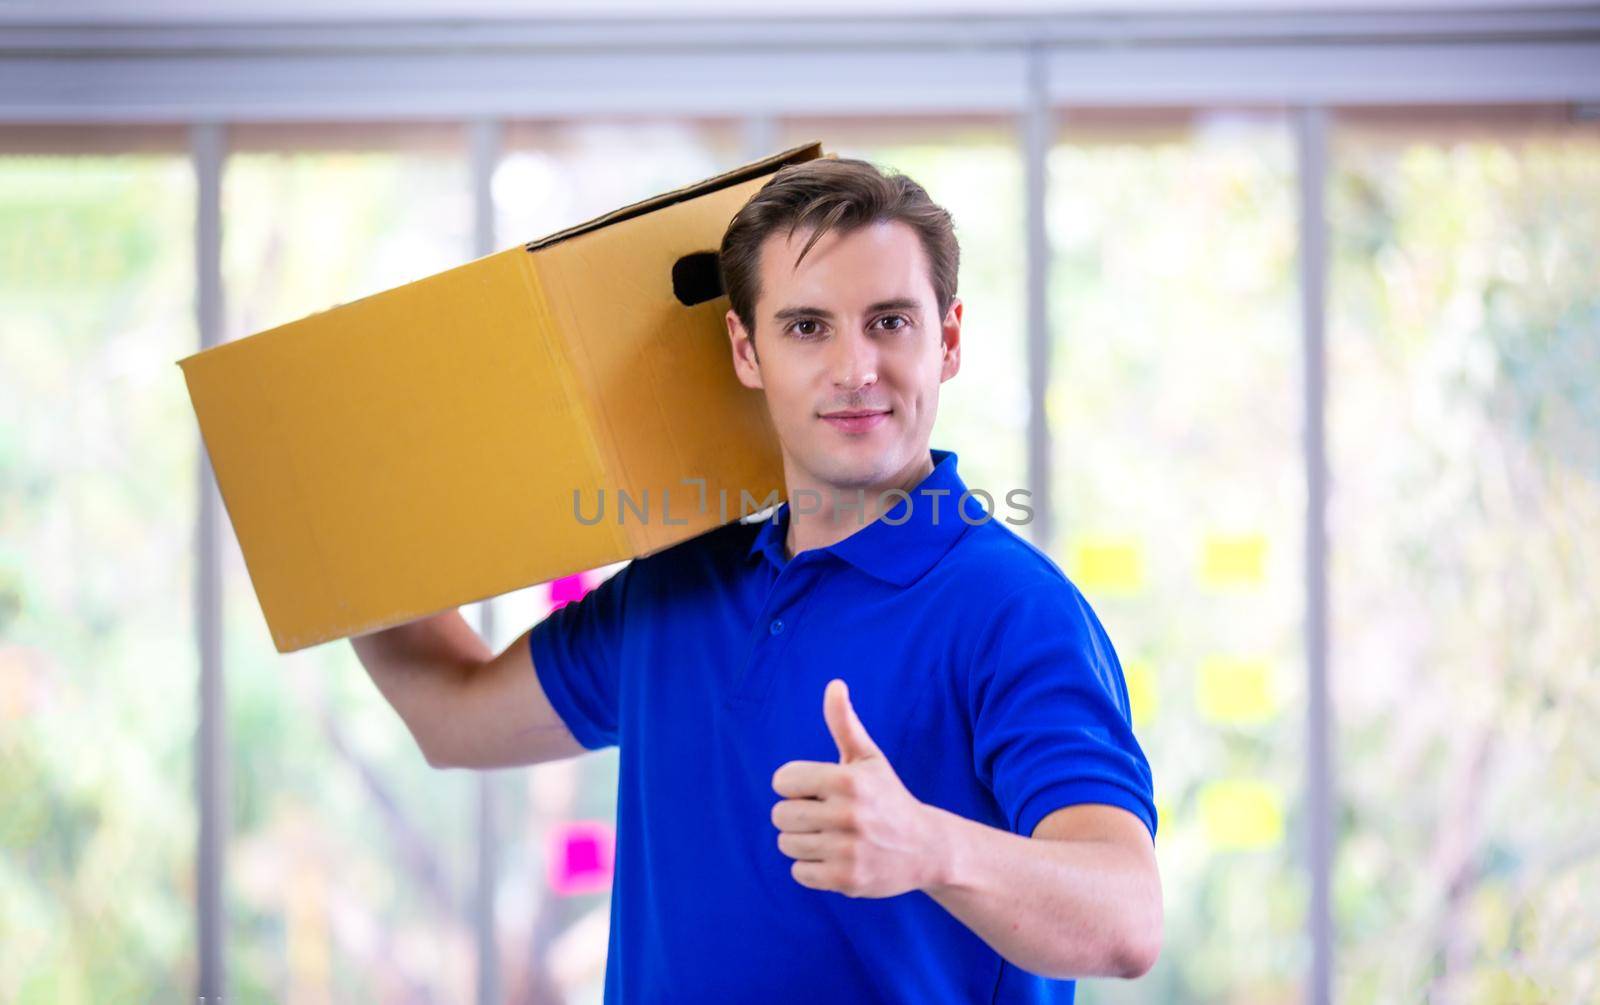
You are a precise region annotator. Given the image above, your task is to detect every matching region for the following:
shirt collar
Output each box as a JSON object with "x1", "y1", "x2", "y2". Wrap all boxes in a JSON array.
[{"x1": 745, "y1": 447, "x2": 978, "y2": 587}]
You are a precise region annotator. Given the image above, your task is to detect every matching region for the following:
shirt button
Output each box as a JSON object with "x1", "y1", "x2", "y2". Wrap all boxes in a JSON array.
[{"x1": 769, "y1": 619, "x2": 785, "y2": 636}]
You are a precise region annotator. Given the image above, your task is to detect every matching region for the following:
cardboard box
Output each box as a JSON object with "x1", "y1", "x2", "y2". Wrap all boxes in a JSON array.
[{"x1": 180, "y1": 141, "x2": 825, "y2": 652}]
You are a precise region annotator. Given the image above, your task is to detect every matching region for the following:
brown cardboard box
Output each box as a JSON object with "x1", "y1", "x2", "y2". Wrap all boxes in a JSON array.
[{"x1": 179, "y1": 141, "x2": 824, "y2": 652}]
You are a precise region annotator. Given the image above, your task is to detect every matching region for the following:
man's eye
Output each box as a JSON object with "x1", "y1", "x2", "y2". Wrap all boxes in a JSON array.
[
  {"x1": 878, "y1": 314, "x2": 911, "y2": 331},
  {"x1": 790, "y1": 320, "x2": 823, "y2": 337}
]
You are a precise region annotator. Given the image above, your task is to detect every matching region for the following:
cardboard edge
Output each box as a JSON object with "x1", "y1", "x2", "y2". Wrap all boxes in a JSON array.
[
  {"x1": 177, "y1": 355, "x2": 302, "y2": 653},
  {"x1": 522, "y1": 140, "x2": 825, "y2": 254},
  {"x1": 168, "y1": 144, "x2": 832, "y2": 371}
]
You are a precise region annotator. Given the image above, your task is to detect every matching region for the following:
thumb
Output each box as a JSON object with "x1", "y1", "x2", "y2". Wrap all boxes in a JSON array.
[{"x1": 824, "y1": 678, "x2": 880, "y2": 763}]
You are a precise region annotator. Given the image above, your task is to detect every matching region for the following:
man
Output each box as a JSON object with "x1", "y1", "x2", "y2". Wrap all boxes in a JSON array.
[{"x1": 353, "y1": 157, "x2": 1162, "y2": 1002}]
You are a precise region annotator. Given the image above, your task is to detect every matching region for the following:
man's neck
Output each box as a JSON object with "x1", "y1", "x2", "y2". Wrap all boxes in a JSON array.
[{"x1": 782, "y1": 448, "x2": 937, "y2": 560}]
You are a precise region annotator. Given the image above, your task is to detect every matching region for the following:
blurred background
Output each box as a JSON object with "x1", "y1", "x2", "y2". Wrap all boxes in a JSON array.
[{"x1": 2, "y1": 2, "x2": 1598, "y2": 1003}]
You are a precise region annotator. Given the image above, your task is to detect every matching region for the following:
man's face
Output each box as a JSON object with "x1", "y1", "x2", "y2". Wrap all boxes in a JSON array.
[{"x1": 725, "y1": 219, "x2": 962, "y2": 493}]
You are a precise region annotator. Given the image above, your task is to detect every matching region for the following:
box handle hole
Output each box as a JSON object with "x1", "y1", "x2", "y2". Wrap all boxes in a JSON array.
[{"x1": 672, "y1": 251, "x2": 724, "y2": 307}]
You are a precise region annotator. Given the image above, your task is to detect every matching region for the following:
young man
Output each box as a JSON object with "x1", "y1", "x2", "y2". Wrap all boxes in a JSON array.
[{"x1": 353, "y1": 157, "x2": 1161, "y2": 1002}]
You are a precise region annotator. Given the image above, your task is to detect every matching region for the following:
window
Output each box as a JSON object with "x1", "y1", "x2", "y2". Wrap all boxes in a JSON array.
[
  {"x1": 1328, "y1": 106, "x2": 1600, "y2": 1001},
  {"x1": 1, "y1": 139, "x2": 197, "y2": 1000},
  {"x1": 219, "y1": 124, "x2": 479, "y2": 1002},
  {"x1": 1048, "y1": 109, "x2": 1307, "y2": 1002},
  {"x1": 9, "y1": 76, "x2": 1596, "y2": 1005}
]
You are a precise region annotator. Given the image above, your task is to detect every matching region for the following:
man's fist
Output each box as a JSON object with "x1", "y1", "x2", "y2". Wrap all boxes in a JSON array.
[{"x1": 770, "y1": 678, "x2": 941, "y2": 898}]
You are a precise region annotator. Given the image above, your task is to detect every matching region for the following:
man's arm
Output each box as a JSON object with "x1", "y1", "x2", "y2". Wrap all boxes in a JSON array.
[
  {"x1": 918, "y1": 802, "x2": 1163, "y2": 981},
  {"x1": 350, "y1": 609, "x2": 586, "y2": 769},
  {"x1": 771, "y1": 681, "x2": 1161, "y2": 981}
]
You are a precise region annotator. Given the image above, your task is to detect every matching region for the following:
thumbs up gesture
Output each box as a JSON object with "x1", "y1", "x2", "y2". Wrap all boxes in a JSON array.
[{"x1": 771, "y1": 679, "x2": 942, "y2": 898}]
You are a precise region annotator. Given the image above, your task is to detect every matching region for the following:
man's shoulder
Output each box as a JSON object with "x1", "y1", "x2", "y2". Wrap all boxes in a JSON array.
[
  {"x1": 930, "y1": 516, "x2": 1111, "y2": 645},
  {"x1": 939, "y1": 515, "x2": 1078, "y2": 598}
]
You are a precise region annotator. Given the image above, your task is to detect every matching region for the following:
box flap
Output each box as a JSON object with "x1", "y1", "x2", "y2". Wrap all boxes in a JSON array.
[{"x1": 523, "y1": 140, "x2": 824, "y2": 253}]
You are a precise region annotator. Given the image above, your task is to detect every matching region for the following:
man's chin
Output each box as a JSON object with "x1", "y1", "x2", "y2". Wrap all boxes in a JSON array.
[{"x1": 805, "y1": 451, "x2": 898, "y2": 494}]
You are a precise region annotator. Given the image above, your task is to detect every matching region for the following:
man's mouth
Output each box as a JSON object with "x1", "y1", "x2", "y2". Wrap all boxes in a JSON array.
[{"x1": 819, "y1": 408, "x2": 891, "y2": 434}]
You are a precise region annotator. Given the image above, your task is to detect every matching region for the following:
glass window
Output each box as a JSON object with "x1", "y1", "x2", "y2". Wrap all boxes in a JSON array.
[
  {"x1": 1328, "y1": 105, "x2": 1600, "y2": 1002},
  {"x1": 19, "y1": 99, "x2": 1596, "y2": 1005},
  {"x1": 220, "y1": 123, "x2": 479, "y2": 1003},
  {"x1": 496, "y1": 117, "x2": 747, "y2": 245},
  {"x1": 1048, "y1": 108, "x2": 1307, "y2": 1003},
  {"x1": 0, "y1": 142, "x2": 197, "y2": 1000}
]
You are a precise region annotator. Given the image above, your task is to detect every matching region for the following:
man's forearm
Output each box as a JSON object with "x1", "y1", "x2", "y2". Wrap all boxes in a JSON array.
[
  {"x1": 915, "y1": 804, "x2": 1161, "y2": 981},
  {"x1": 350, "y1": 609, "x2": 491, "y2": 764}
]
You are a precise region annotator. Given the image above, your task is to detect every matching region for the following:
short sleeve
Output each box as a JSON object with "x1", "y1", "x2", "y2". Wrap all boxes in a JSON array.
[
  {"x1": 967, "y1": 580, "x2": 1158, "y2": 841},
  {"x1": 526, "y1": 561, "x2": 636, "y2": 751}
]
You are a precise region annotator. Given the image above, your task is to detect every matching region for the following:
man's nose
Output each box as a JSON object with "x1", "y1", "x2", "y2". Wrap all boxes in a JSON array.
[{"x1": 830, "y1": 327, "x2": 878, "y2": 391}]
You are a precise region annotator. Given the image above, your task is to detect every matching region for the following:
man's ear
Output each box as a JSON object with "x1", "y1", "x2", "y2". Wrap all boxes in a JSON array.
[
  {"x1": 939, "y1": 297, "x2": 963, "y2": 384},
  {"x1": 727, "y1": 307, "x2": 764, "y2": 390}
]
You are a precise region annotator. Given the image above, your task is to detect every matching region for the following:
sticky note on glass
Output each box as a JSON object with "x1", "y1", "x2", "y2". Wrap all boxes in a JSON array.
[
  {"x1": 1069, "y1": 537, "x2": 1143, "y2": 595},
  {"x1": 1201, "y1": 533, "x2": 1267, "y2": 588},
  {"x1": 1198, "y1": 778, "x2": 1283, "y2": 850},
  {"x1": 1196, "y1": 656, "x2": 1275, "y2": 724},
  {"x1": 1123, "y1": 659, "x2": 1158, "y2": 727},
  {"x1": 546, "y1": 820, "x2": 615, "y2": 896}
]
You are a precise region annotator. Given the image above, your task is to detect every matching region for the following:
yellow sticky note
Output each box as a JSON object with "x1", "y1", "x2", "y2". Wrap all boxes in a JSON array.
[
  {"x1": 1201, "y1": 533, "x2": 1267, "y2": 588},
  {"x1": 1124, "y1": 659, "x2": 1158, "y2": 727},
  {"x1": 1197, "y1": 779, "x2": 1283, "y2": 850},
  {"x1": 1196, "y1": 656, "x2": 1275, "y2": 724},
  {"x1": 1070, "y1": 537, "x2": 1143, "y2": 595}
]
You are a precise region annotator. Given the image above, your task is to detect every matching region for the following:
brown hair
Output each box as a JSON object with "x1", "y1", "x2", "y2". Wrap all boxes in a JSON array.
[{"x1": 718, "y1": 156, "x2": 959, "y2": 351}]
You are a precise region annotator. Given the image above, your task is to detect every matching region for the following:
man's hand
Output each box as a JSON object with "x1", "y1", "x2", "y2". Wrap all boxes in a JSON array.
[{"x1": 770, "y1": 678, "x2": 941, "y2": 898}]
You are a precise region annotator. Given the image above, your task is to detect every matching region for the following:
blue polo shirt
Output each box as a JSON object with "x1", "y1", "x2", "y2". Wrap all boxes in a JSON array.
[{"x1": 528, "y1": 447, "x2": 1157, "y2": 1004}]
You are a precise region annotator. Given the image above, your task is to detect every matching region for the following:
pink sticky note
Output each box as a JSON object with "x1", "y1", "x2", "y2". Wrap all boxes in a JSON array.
[
  {"x1": 549, "y1": 572, "x2": 595, "y2": 612},
  {"x1": 546, "y1": 820, "x2": 615, "y2": 896}
]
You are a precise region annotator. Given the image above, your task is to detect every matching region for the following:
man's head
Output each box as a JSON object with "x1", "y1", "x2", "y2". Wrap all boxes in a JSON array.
[{"x1": 719, "y1": 157, "x2": 963, "y2": 495}]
